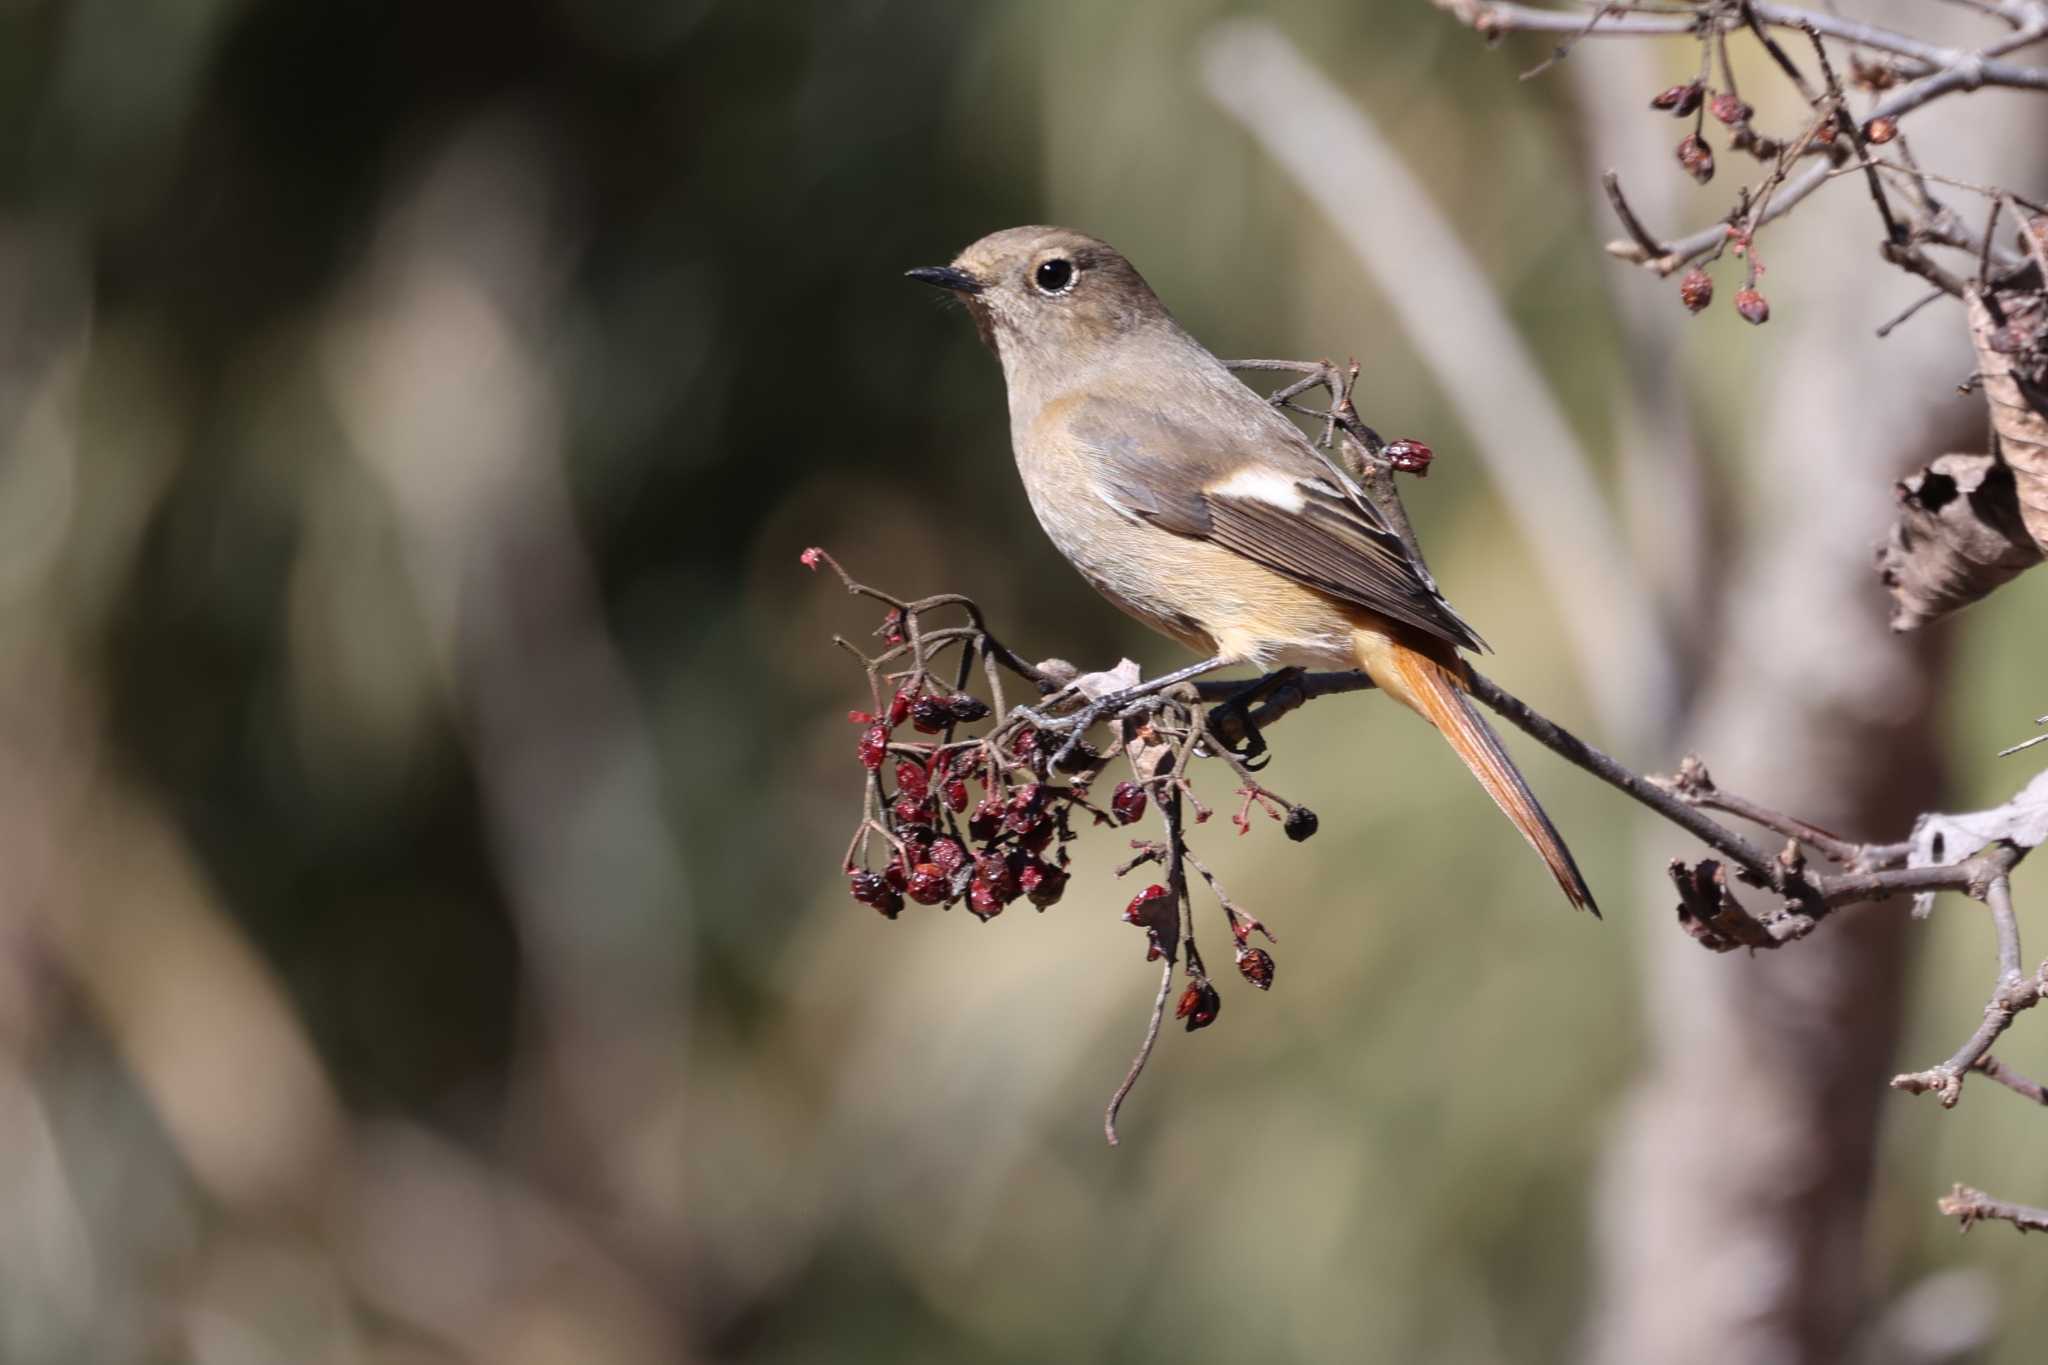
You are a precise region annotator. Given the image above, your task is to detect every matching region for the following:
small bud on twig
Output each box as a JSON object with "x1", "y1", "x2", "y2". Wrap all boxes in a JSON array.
[{"x1": 1735, "y1": 288, "x2": 1770, "y2": 325}]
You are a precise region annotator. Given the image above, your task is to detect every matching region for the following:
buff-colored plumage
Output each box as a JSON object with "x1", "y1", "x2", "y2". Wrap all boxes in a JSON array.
[{"x1": 910, "y1": 227, "x2": 1595, "y2": 912}]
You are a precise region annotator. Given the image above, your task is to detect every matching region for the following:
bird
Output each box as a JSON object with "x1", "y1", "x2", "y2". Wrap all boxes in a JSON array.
[{"x1": 906, "y1": 226, "x2": 1595, "y2": 913}]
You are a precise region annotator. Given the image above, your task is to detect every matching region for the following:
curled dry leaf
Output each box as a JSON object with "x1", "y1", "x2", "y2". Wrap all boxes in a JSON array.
[
  {"x1": 1877, "y1": 453, "x2": 2042, "y2": 630},
  {"x1": 1968, "y1": 288, "x2": 2048, "y2": 552}
]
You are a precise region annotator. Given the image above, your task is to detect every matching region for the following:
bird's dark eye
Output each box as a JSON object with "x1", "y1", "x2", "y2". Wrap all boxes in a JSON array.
[{"x1": 1034, "y1": 258, "x2": 1075, "y2": 294}]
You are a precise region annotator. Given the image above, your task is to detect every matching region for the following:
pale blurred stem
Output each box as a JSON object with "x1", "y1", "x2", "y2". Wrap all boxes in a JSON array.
[
  {"x1": 1972, "y1": 1053, "x2": 2048, "y2": 1103},
  {"x1": 1891, "y1": 875, "x2": 2047, "y2": 1106},
  {"x1": 1937, "y1": 1184, "x2": 2048, "y2": 1232}
]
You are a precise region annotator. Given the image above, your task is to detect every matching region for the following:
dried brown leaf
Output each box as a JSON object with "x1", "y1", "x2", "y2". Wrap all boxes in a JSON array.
[
  {"x1": 1877, "y1": 453, "x2": 2041, "y2": 630},
  {"x1": 1968, "y1": 289, "x2": 2048, "y2": 551}
]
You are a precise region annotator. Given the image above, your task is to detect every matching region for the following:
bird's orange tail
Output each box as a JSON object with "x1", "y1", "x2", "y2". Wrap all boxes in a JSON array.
[{"x1": 1353, "y1": 627, "x2": 1598, "y2": 915}]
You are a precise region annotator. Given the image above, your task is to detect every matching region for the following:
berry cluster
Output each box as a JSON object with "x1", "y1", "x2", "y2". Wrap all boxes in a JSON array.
[
  {"x1": 847, "y1": 685, "x2": 1106, "y2": 922},
  {"x1": 1645, "y1": 49, "x2": 1910, "y2": 327}
]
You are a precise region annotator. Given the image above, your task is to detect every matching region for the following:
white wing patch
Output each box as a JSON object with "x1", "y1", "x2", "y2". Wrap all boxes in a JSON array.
[{"x1": 1208, "y1": 467, "x2": 1306, "y2": 512}]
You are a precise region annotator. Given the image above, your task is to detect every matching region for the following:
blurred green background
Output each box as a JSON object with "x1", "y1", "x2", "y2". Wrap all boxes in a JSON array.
[{"x1": 1, "y1": 1, "x2": 2044, "y2": 1361}]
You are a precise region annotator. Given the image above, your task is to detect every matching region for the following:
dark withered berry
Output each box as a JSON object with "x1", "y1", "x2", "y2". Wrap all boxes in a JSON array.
[
  {"x1": 943, "y1": 693, "x2": 991, "y2": 723},
  {"x1": 1024, "y1": 860, "x2": 1069, "y2": 909},
  {"x1": 1283, "y1": 806, "x2": 1319, "y2": 842},
  {"x1": 1176, "y1": 979, "x2": 1221, "y2": 1031},
  {"x1": 1236, "y1": 946, "x2": 1275, "y2": 990},
  {"x1": 848, "y1": 870, "x2": 903, "y2": 919},
  {"x1": 909, "y1": 695, "x2": 951, "y2": 734}
]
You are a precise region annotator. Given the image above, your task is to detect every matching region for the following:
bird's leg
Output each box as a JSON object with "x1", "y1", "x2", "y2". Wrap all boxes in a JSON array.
[
  {"x1": 1203, "y1": 666, "x2": 1308, "y2": 771},
  {"x1": 1020, "y1": 656, "x2": 1234, "y2": 766}
]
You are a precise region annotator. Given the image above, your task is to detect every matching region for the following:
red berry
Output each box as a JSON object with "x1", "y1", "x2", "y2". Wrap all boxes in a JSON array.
[
  {"x1": 905, "y1": 862, "x2": 951, "y2": 906},
  {"x1": 892, "y1": 794, "x2": 934, "y2": 829},
  {"x1": 1175, "y1": 979, "x2": 1221, "y2": 1031},
  {"x1": 888, "y1": 690, "x2": 913, "y2": 727},
  {"x1": 857, "y1": 724, "x2": 889, "y2": 770},
  {"x1": 1709, "y1": 93, "x2": 1750, "y2": 124},
  {"x1": 909, "y1": 695, "x2": 950, "y2": 733},
  {"x1": 882, "y1": 853, "x2": 907, "y2": 892},
  {"x1": 1111, "y1": 781, "x2": 1148, "y2": 825},
  {"x1": 968, "y1": 796, "x2": 1004, "y2": 841},
  {"x1": 1676, "y1": 134, "x2": 1714, "y2": 184},
  {"x1": 928, "y1": 836, "x2": 968, "y2": 875},
  {"x1": 967, "y1": 878, "x2": 1003, "y2": 920},
  {"x1": 1734, "y1": 288, "x2": 1770, "y2": 325},
  {"x1": 894, "y1": 760, "x2": 928, "y2": 801},
  {"x1": 975, "y1": 853, "x2": 1019, "y2": 903},
  {"x1": 942, "y1": 775, "x2": 970, "y2": 813},
  {"x1": 1236, "y1": 946, "x2": 1275, "y2": 990},
  {"x1": 1385, "y1": 439, "x2": 1434, "y2": 474},
  {"x1": 1679, "y1": 268, "x2": 1714, "y2": 314},
  {"x1": 1864, "y1": 116, "x2": 1897, "y2": 145}
]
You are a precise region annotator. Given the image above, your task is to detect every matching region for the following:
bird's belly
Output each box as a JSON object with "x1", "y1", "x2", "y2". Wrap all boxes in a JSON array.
[{"x1": 1027, "y1": 486, "x2": 1358, "y2": 669}]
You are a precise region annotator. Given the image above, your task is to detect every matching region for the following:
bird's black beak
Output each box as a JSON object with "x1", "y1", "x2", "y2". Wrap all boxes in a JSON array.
[{"x1": 904, "y1": 265, "x2": 983, "y2": 295}]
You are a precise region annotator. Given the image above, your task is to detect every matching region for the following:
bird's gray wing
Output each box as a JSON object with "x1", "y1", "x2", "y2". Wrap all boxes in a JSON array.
[{"x1": 1066, "y1": 393, "x2": 1484, "y2": 651}]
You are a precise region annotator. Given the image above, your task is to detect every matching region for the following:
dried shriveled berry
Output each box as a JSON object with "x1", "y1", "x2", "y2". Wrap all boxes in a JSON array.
[
  {"x1": 1709, "y1": 93, "x2": 1750, "y2": 125},
  {"x1": 1176, "y1": 979, "x2": 1222, "y2": 1031},
  {"x1": 928, "y1": 836, "x2": 968, "y2": 875},
  {"x1": 1124, "y1": 884, "x2": 1171, "y2": 924},
  {"x1": 883, "y1": 854, "x2": 908, "y2": 892},
  {"x1": 1864, "y1": 116, "x2": 1897, "y2": 145},
  {"x1": 975, "y1": 853, "x2": 1019, "y2": 903},
  {"x1": 888, "y1": 690, "x2": 913, "y2": 727},
  {"x1": 1023, "y1": 859, "x2": 1068, "y2": 909},
  {"x1": 968, "y1": 796, "x2": 1004, "y2": 841},
  {"x1": 909, "y1": 695, "x2": 951, "y2": 734},
  {"x1": 858, "y1": 724, "x2": 889, "y2": 771},
  {"x1": 942, "y1": 775, "x2": 970, "y2": 812},
  {"x1": 892, "y1": 794, "x2": 934, "y2": 828},
  {"x1": 905, "y1": 862, "x2": 951, "y2": 906},
  {"x1": 1735, "y1": 288, "x2": 1770, "y2": 325},
  {"x1": 1676, "y1": 134, "x2": 1714, "y2": 184},
  {"x1": 967, "y1": 878, "x2": 1003, "y2": 919},
  {"x1": 894, "y1": 760, "x2": 929, "y2": 801},
  {"x1": 1385, "y1": 439, "x2": 1434, "y2": 474},
  {"x1": 943, "y1": 693, "x2": 990, "y2": 723},
  {"x1": 1283, "y1": 806, "x2": 1319, "y2": 842},
  {"x1": 1236, "y1": 946, "x2": 1275, "y2": 990},
  {"x1": 1679, "y1": 268, "x2": 1714, "y2": 314},
  {"x1": 1111, "y1": 781, "x2": 1148, "y2": 825},
  {"x1": 848, "y1": 870, "x2": 903, "y2": 919}
]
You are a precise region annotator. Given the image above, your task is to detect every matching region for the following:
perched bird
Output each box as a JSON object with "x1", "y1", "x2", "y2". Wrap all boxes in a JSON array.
[{"x1": 908, "y1": 226, "x2": 1595, "y2": 912}]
